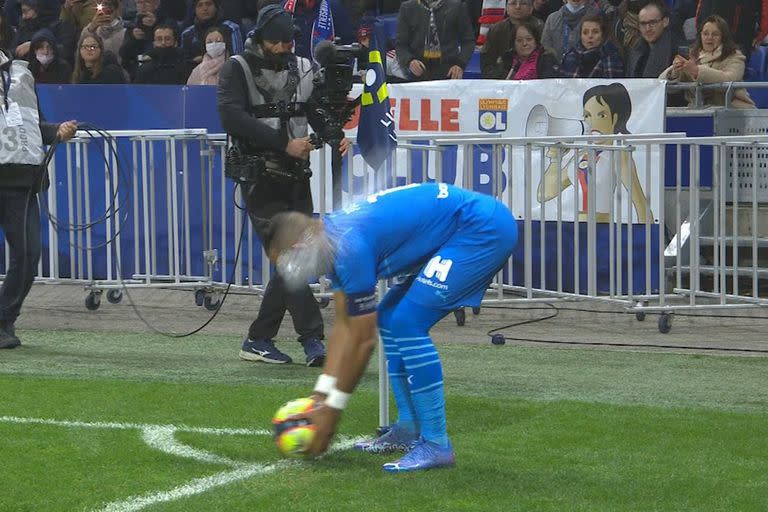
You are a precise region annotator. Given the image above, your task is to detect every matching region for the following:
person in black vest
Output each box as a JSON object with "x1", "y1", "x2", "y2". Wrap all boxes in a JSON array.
[
  {"x1": 216, "y1": 4, "x2": 351, "y2": 366},
  {"x1": 0, "y1": 48, "x2": 77, "y2": 348},
  {"x1": 135, "y1": 23, "x2": 189, "y2": 83}
]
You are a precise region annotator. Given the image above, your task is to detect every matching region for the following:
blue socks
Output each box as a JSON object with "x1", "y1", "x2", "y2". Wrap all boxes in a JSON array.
[{"x1": 378, "y1": 292, "x2": 449, "y2": 448}]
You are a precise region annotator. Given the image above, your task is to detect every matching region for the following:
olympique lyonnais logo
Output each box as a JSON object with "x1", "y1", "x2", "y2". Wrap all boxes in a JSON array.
[{"x1": 478, "y1": 98, "x2": 508, "y2": 133}]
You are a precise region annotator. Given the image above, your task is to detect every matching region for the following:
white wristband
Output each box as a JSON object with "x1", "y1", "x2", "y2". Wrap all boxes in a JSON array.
[
  {"x1": 314, "y1": 374, "x2": 337, "y2": 395},
  {"x1": 325, "y1": 388, "x2": 351, "y2": 410}
]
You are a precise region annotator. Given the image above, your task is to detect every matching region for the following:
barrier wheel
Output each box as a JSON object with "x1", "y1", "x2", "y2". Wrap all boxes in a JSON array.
[
  {"x1": 106, "y1": 289, "x2": 123, "y2": 304},
  {"x1": 472, "y1": 307, "x2": 481, "y2": 315},
  {"x1": 194, "y1": 289, "x2": 205, "y2": 307},
  {"x1": 204, "y1": 295, "x2": 220, "y2": 311},
  {"x1": 658, "y1": 313, "x2": 672, "y2": 334},
  {"x1": 85, "y1": 292, "x2": 101, "y2": 311},
  {"x1": 317, "y1": 297, "x2": 330, "y2": 308},
  {"x1": 635, "y1": 301, "x2": 648, "y2": 321},
  {"x1": 491, "y1": 334, "x2": 506, "y2": 345},
  {"x1": 454, "y1": 308, "x2": 466, "y2": 326}
]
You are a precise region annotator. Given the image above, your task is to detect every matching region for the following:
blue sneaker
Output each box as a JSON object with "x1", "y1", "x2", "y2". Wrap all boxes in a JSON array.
[
  {"x1": 239, "y1": 339, "x2": 292, "y2": 364},
  {"x1": 354, "y1": 424, "x2": 418, "y2": 454},
  {"x1": 301, "y1": 338, "x2": 326, "y2": 367},
  {"x1": 382, "y1": 438, "x2": 455, "y2": 473}
]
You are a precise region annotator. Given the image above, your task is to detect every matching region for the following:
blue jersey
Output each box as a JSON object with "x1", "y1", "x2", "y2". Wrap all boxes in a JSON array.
[{"x1": 324, "y1": 183, "x2": 514, "y2": 313}]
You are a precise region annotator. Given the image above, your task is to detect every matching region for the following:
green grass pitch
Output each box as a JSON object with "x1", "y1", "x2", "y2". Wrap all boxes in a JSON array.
[{"x1": 1, "y1": 329, "x2": 767, "y2": 511}]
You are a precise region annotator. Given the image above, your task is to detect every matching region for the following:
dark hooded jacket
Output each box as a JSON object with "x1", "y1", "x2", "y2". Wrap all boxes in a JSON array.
[
  {"x1": 27, "y1": 28, "x2": 71, "y2": 83},
  {"x1": 135, "y1": 46, "x2": 190, "y2": 84}
]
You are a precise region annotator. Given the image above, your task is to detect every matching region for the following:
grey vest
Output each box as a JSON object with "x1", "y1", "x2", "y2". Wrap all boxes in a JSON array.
[
  {"x1": 231, "y1": 51, "x2": 315, "y2": 140},
  {"x1": 0, "y1": 59, "x2": 44, "y2": 166}
]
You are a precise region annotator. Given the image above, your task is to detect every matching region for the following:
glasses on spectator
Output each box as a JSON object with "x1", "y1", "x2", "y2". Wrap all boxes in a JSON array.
[
  {"x1": 639, "y1": 18, "x2": 663, "y2": 29},
  {"x1": 80, "y1": 44, "x2": 99, "y2": 50}
]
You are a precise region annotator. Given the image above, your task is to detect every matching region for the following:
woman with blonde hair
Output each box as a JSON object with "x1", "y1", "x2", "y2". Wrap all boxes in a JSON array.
[
  {"x1": 660, "y1": 15, "x2": 755, "y2": 108},
  {"x1": 72, "y1": 31, "x2": 126, "y2": 83}
]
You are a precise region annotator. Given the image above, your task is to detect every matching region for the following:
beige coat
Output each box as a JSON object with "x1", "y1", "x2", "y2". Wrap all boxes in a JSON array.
[{"x1": 660, "y1": 46, "x2": 756, "y2": 109}]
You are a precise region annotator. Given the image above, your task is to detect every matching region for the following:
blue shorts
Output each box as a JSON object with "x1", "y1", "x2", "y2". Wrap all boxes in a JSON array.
[{"x1": 402, "y1": 199, "x2": 518, "y2": 312}]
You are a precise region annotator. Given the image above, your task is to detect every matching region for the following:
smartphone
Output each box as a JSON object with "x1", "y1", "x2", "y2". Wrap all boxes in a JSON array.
[{"x1": 677, "y1": 46, "x2": 690, "y2": 59}]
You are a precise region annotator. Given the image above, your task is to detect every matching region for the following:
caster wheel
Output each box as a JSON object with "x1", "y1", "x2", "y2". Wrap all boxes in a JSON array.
[
  {"x1": 195, "y1": 289, "x2": 205, "y2": 307},
  {"x1": 635, "y1": 312, "x2": 646, "y2": 322},
  {"x1": 204, "y1": 296, "x2": 220, "y2": 311},
  {"x1": 85, "y1": 292, "x2": 101, "y2": 311},
  {"x1": 491, "y1": 334, "x2": 506, "y2": 345},
  {"x1": 317, "y1": 297, "x2": 330, "y2": 308},
  {"x1": 376, "y1": 426, "x2": 391, "y2": 437},
  {"x1": 106, "y1": 289, "x2": 123, "y2": 304},
  {"x1": 658, "y1": 313, "x2": 672, "y2": 334},
  {"x1": 472, "y1": 307, "x2": 481, "y2": 315},
  {"x1": 454, "y1": 308, "x2": 466, "y2": 326}
]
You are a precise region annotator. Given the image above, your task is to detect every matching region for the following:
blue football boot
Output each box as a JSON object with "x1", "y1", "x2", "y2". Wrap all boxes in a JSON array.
[
  {"x1": 354, "y1": 424, "x2": 418, "y2": 454},
  {"x1": 382, "y1": 438, "x2": 455, "y2": 473}
]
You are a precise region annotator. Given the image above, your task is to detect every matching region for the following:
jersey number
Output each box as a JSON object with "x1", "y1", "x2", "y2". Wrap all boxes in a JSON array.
[{"x1": 2, "y1": 127, "x2": 19, "y2": 152}]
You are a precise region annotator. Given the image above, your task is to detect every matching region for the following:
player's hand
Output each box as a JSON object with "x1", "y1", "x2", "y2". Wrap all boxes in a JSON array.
[
  {"x1": 338, "y1": 137, "x2": 352, "y2": 157},
  {"x1": 409, "y1": 59, "x2": 426, "y2": 77},
  {"x1": 57, "y1": 121, "x2": 78, "y2": 141},
  {"x1": 291, "y1": 402, "x2": 341, "y2": 456},
  {"x1": 446, "y1": 65, "x2": 463, "y2": 80},
  {"x1": 286, "y1": 137, "x2": 314, "y2": 160}
]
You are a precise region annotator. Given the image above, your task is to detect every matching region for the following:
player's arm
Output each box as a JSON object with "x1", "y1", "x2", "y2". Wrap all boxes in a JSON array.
[{"x1": 305, "y1": 290, "x2": 379, "y2": 456}]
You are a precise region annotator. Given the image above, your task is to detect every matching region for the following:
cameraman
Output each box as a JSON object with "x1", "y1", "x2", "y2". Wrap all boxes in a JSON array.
[
  {"x1": 217, "y1": 4, "x2": 351, "y2": 367},
  {"x1": 1, "y1": 48, "x2": 77, "y2": 349}
]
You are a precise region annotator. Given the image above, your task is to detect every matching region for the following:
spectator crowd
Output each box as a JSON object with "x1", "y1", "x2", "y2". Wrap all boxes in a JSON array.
[{"x1": 0, "y1": 0, "x2": 764, "y2": 106}]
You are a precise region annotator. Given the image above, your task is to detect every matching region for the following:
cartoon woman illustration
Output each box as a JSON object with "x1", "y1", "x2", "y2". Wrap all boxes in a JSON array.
[{"x1": 537, "y1": 83, "x2": 651, "y2": 223}]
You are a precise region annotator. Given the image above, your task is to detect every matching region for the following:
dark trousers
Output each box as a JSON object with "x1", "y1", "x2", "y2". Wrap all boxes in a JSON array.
[
  {"x1": 245, "y1": 178, "x2": 323, "y2": 343},
  {"x1": 0, "y1": 189, "x2": 41, "y2": 328}
]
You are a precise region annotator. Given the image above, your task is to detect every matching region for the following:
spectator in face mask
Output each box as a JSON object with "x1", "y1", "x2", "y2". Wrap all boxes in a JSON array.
[
  {"x1": 13, "y1": 0, "x2": 75, "y2": 61},
  {"x1": 28, "y1": 27, "x2": 72, "y2": 82},
  {"x1": 186, "y1": 25, "x2": 228, "y2": 85}
]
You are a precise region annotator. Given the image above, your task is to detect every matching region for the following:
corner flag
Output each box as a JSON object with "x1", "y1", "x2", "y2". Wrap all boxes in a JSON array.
[{"x1": 357, "y1": 33, "x2": 397, "y2": 170}]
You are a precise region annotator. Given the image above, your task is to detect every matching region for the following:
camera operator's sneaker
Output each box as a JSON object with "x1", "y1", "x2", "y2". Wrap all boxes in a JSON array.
[
  {"x1": 354, "y1": 424, "x2": 418, "y2": 454},
  {"x1": 239, "y1": 339, "x2": 292, "y2": 364},
  {"x1": 301, "y1": 338, "x2": 326, "y2": 367},
  {"x1": 0, "y1": 326, "x2": 20, "y2": 350},
  {"x1": 382, "y1": 438, "x2": 455, "y2": 473}
]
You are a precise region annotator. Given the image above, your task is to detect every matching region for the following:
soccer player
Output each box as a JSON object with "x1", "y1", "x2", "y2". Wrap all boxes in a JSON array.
[{"x1": 266, "y1": 182, "x2": 518, "y2": 472}]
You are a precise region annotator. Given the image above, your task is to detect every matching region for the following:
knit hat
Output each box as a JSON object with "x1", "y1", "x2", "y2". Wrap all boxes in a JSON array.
[{"x1": 252, "y1": 4, "x2": 295, "y2": 42}]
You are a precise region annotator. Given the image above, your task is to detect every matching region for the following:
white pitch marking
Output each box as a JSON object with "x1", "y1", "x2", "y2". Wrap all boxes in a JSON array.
[
  {"x1": 0, "y1": 416, "x2": 365, "y2": 511},
  {"x1": 141, "y1": 426, "x2": 239, "y2": 466},
  {"x1": 95, "y1": 462, "x2": 292, "y2": 512},
  {"x1": 0, "y1": 415, "x2": 271, "y2": 436}
]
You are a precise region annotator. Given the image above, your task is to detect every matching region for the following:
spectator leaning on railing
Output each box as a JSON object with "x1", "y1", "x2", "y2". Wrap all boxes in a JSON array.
[
  {"x1": 560, "y1": 14, "x2": 624, "y2": 77},
  {"x1": 660, "y1": 14, "x2": 755, "y2": 108}
]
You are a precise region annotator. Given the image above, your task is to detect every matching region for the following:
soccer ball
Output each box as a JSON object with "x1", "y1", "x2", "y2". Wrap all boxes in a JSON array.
[{"x1": 272, "y1": 397, "x2": 316, "y2": 458}]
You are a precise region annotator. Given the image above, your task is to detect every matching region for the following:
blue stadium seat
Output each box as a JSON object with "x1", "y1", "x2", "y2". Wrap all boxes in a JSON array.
[
  {"x1": 745, "y1": 45, "x2": 768, "y2": 108},
  {"x1": 745, "y1": 45, "x2": 768, "y2": 81}
]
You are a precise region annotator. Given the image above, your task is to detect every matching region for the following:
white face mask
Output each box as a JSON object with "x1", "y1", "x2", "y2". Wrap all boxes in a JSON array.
[
  {"x1": 36, "y1": 51, "x2": 54, "y2": 66},
  {"x1": 206, "y1": 41, "x2": 226, "y2": 57}
]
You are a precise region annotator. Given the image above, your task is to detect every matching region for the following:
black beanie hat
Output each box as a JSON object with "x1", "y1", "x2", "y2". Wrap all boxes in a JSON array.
[{"x1": 253, "y1": 4, "x2": 295, "y2": 42}]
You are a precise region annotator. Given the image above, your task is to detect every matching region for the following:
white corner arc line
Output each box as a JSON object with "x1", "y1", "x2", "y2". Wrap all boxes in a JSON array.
[{"x1": 141, "y1": 426, "x2": 239, "y2": 466}]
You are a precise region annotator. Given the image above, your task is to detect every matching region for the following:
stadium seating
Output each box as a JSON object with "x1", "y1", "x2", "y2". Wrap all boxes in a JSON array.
[{"x1": 745, "y1": 45, "x2": 768, "y2": 108}]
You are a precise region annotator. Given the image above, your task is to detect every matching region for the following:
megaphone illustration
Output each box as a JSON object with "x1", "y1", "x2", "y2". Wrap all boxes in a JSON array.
[{"x1": 525, "y1": 104, "x2": 585, "y2": 137}]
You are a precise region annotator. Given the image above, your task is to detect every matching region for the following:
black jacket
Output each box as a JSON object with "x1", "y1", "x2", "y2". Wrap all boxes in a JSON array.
[
  {"x1": 76, "y1": 52, "x2": 127, "y2": 84},
  {"x1": 135, "y1": 47, "x2": 190, "y2": 84}
]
